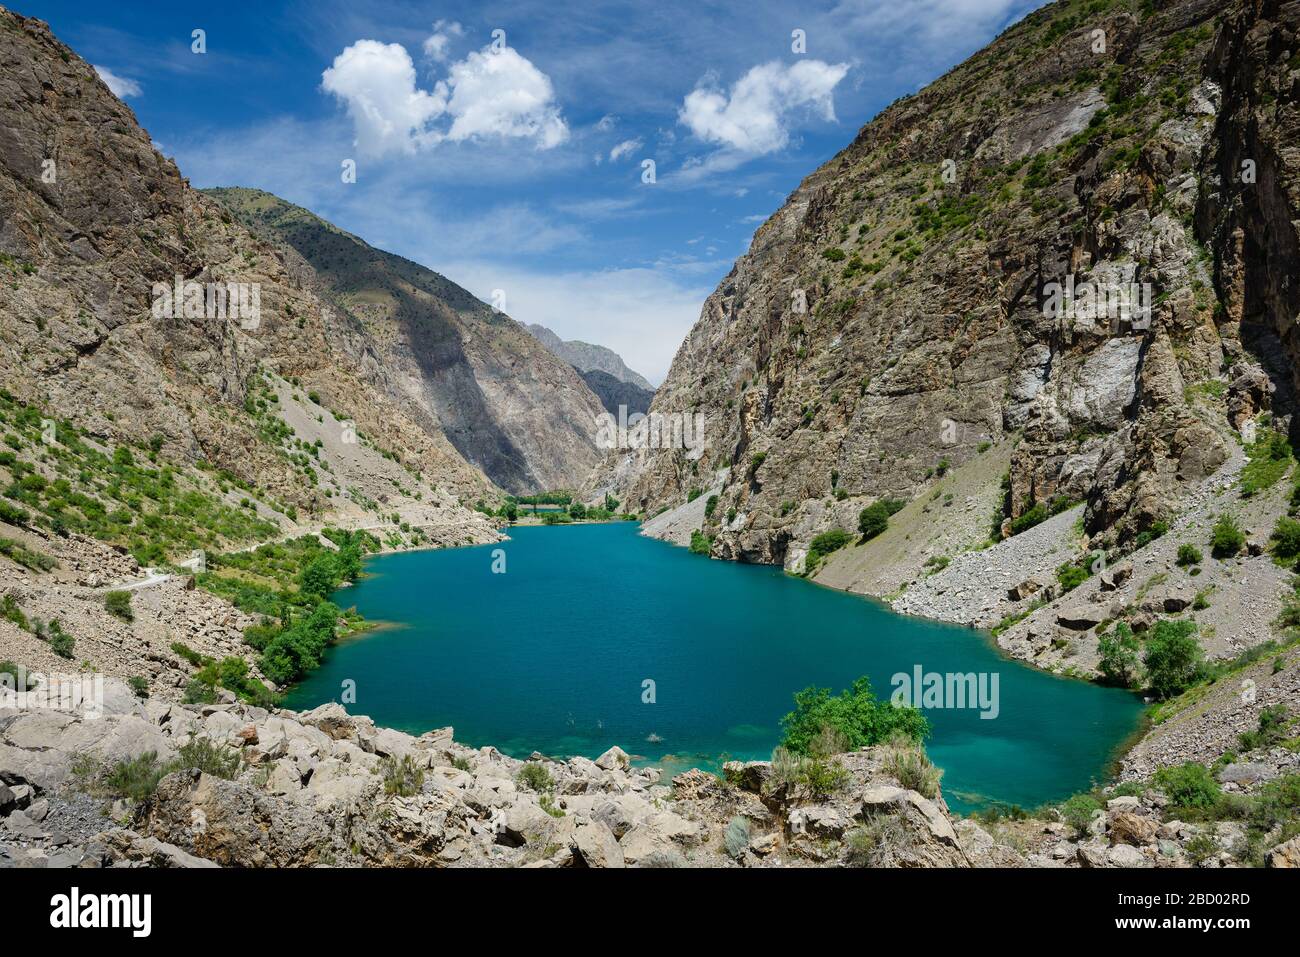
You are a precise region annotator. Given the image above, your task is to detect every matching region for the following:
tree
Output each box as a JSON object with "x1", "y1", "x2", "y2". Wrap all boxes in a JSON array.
[
  {"x1": 297, "y1": 554, "x2": 338, "y2": 599},
  {"x1": 1097, "y1": 622, "x2": 1139, "y2": 687},
  {"x1": 780, "y1": 677, "x2": 928, "y2": 756},
  {"x1": 858, "y1": 501, "x2": 890, "y2": 540},
  {"x1": 1143, "y1": 619, "x2": 1203, "y2": 699},
  {"x1": 504, "y1": 502, "x2": 518, "y2": 522}
]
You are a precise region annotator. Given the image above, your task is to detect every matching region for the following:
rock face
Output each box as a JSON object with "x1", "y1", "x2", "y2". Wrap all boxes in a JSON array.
[
  {"x1": 578, "y1": 369, "x2": 656, "y2": 418},
  {"x1": 527, "y1": 324, "x2": 655, "y2": 391},
  {"x1": 595, "y1": 0, "x2": 1297, "y2": 569},
  {"x1": 209, "y1": 190, "x2": 607, "y2": 494}
]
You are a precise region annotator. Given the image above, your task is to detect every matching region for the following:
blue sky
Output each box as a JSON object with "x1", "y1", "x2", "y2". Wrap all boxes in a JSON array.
[{"x1": 26, "y1": 0, "x2": 1047, "y2": 383}]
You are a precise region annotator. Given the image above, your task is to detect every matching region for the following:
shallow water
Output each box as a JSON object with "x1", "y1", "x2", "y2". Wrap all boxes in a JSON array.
[{"x1": 284, "y1": 522, "x2": 1143, "y2": 812}]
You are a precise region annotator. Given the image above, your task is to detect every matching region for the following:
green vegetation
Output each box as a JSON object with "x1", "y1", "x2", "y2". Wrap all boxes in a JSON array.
[
  {"x1": 0, "y1": 391, "x2": 279, "y2": 567},
  {"x1": 127, "y1": 675, "x2": 149, "y2": 698},
  {"x1": 1240, "y1": 427, "x2": 1293, "y2": 497},
  {"x1": 1176, "y1": 543, "x2": 1203, "y2": 567},
  {"x1": 1210, "y1": 513, "x2": 1245, "y2": 559},
  {"x1": 380, "y1": 754, "x2": 425, "y2": 797},
  {"x1": 1238, "y1": 704, "x2": 1291, "y2": 752},
  {"x1": 1152, "y1": 762, "x2": 1221, "y2": 814},
  {"x1": 102, "y1": 752, "x2": 168, "y2": 802},
  {"x1": 0, "y1": 537, "x2": 57, "y2": 572},
  {"x1": 857, "y1": 498, "x2": 904, "y2": 541},
  {"x1": 688, "y1": 530, "x2": 712, "y2": 556},
  {"x1": 175, "y1": 737, "x2": 242, "y2": 779},
  {"x1": 804, "y1": 527, "x2": 851, "y2": 574},
  {"x1": 1061, "y1": 793, "x2": 1101, "y2": 838},
  {"x1": 1143, "y1": 619, "x2": 1203, "y2": 700},
  {"x1": 1097, "y1": 621, "x2": 1140, "y2": 688},
  {"x1": 41, "y1": 619, "x2": 75, "y2": 659},
  {"x1": 0, "y1": 659, "x2": 34, "y2": 691},
  {"x1": 516, "y1": 761, "x2": 555, "y2": 793},
  {"x1": 1008, "y1": 495, "x2": 1075, "y2": 536},
  {"x1": 104, "y1": 589, "x2": 133, "y2": 622},
  {"x1": 780, "y1": 676, "x2": 928, "y2": 756},
  {"x1": 883, "y1": 737, "x2": 942, "y2": 799},
  {"x1": 1270, "y1": 517, "x2": 1300, "y2": 563}
]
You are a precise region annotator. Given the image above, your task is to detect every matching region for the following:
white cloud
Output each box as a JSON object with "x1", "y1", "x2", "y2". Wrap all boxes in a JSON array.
[
  {"x1": 442, "y1": 260, "x2": 711, "y2": 384},
  {"x1": 440, "y1": 47, "x2": 568, "y2": 148},
  {"x1": 321, "y1": 40, "x2": 444, "y2": 157},
  {"x1": 608, "y1": 137, "x2": 642, "y2": 162},
  {"x1": 595, "y1": 114, "x2": 617, "y2": 131},
  {"x1": 321, "y1": 35, "x2": 567, "y2": 157},
  {"x1": 422, "y1": 20, "x2": 463, "y2": 62},
  {"x1": 679, "y1": 59, "x2": 849, "y2": 155},
  {"x1": 94, "y1": 66, "x2": 142, "y2": 98}
]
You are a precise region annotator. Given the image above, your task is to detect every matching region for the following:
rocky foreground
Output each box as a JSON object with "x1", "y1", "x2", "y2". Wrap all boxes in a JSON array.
[{"x1": 2, "y1": 677, "x2": 1295, "y2": 868}]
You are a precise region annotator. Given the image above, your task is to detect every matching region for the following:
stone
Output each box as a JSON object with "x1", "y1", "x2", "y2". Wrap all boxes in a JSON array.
[
  {"x1": 572, "y1": 819, "x2": 624, "y2": 868},
  {"x1": 1217, "y1": 762, "x2": 1274, "y2": 785},
  {"x1": 593, "y1": 746, "x2": 630, "y2": 771},
  {"x1": 1109, "y1": 811, "x2": 1158, "y2": 846},
  {"x1": 1266, "y1": 836, "x2": 1300, "y2": 868},
  {"x1": 722, "y1": 761, "x2": 770, "y2": 793},
  {"x1": 1107, "y1": 844, "x2": 1148, "y2": 868},
  {"x1": 1057, "y1": 606, "x2": 1105, "y2": 630}
]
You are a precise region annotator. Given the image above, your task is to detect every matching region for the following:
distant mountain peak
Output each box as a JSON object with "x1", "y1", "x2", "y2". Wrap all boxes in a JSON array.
[{"x1": 526, "y1": 324, "x2": 654, "y2": 391}]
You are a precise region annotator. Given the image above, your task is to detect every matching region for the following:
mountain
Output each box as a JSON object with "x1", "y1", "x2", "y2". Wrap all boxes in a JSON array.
[
  {"x1": 578, "y1": 368, "x2": 656, "y2": 418},
  {"x1": 0, "y1": 9, "x2": 512, "y2": 537},
  {"x1": 526, "y1": 323, "x2": 655, "y2": 390},
  {"x1": 207, "y1": 189, "x2": 606, "y2": 494},
  {"x1": 595, "y1": 0, "x2": 1300, "y2": 695},
  {"x1": 601, "y1": 0, "x2": 1294, "y2": 560}
]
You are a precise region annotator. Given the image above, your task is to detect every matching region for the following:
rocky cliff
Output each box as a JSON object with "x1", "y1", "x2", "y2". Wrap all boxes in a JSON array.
[
  {"x1": 599, "y1": 0, "x2": 1297, "y2": 573},
  {"x1": 0, "y1": 9, "x2": 506, "y2": 521},
  {"x1": 210, "y1": 190, "x2": 607, "y2": 494}
]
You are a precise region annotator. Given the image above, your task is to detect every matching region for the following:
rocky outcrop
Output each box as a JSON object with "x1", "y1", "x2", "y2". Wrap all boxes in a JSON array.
[{"x1": 0, "y1": 680, "x2": 1032, "y2": 869}]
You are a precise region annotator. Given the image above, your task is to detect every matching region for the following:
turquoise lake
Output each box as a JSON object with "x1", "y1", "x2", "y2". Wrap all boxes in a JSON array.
[{"x1": 284, "y1": 522, "x2": 1144, "y2": 812}]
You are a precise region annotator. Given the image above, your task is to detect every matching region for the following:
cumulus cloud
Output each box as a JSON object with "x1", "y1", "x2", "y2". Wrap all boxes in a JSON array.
[
  {"x1": 422, "y1": 19, "x2": 463, "y2": 62},
  {"x1": 322, "y1": 33, "x2": 567, "y2": 157},
  {"x1": 608, "y1": 137, "x2": 642, "y2": 162},
  {"x1": 94, "y1": 66, "x2": 142, "y2": 98},
  {"x1": 679, "y1": 59, "x2": 849, "y2": 155}
]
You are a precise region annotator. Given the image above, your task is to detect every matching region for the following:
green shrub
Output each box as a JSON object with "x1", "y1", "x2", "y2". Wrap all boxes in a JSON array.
[
  {"x1": 380, "y1": 754, "x2": 425, "y2": 797},
  {"x1": 1143, "y1": 619, "x2": 1203, "y2": 699},
  {"x1": 1061, "y1": 794, "x2": 1101, "y2": 838},
  {"x1": 688, "y1": 530, "x2": 712, "y2": 556},
  {"x1": 104, "y1": 751, "x2": 167, "y2": 802},
  {"x1": 182, "y1": 679, "x2": 218, "y2": 705},
  {"x1": 858, "y1": 501, "x2": 890, "y2": 540},
  {"x1": 1176, "y1": 543, "x2": 1203, "y2": 567},
  {"x1": 127, "y1": 675, "x2": 149, "y2": 699},
  {"x1": 104, "y1": 589, "x2": 133, "y2": 622},
  {"x1": 1153, "y1": 762, "x2": 1221, "y2": 813},
  {"x1": 45, "y1": 620, "x2": 74, "y2": 659},
  {"x1": 1238, "y1": 704, "x2": 1290, "y2": 752},
  {"x1": 704, "y1": 495, "x2": 718, "y2": 519},
  {"x1": 1210, "y1": 514, "x2": 1245, "y2": 559},
  {"x1": 1056, "y1": 559, "x2": 1090, "y2": 593},
  {"x1": 516, "y1": 761, "x2": 555, "y2": 793},
  {"x1": 780, "y1": 676, "x2": 928, "y2": 756},
  {"x1": 885, "y1": 741, "x2": 942, "y2": 798},
  {"x1": 1, "y1": 594, "x2": 29, "y2": 631},
  {"x1": 1185, "y1": 832, "x2": 1219, "y2": 865},
  {"x1": 175, "y1": 736, "x2": 241, "y2": 779},
  {"x1": 805, "y1": 527, "x2": 851, "y2": 572},
  {"x1": 1270, "y1": 517, "x2": 1300, "y2": 561}
]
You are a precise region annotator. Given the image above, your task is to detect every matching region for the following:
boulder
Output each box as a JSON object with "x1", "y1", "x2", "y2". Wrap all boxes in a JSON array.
[
  {"x1": 1008, "y1": 578, "x2": 1043, "y2": 601},
  {"x1": 1109, "y1": 811, "x2": 1158, "y2": 846},
  {"x1": 1057, "y1": 605, "x2": 1105, "y2": 631},
  {"x1": 722, "y1": 760, "x2": 770, "y2": 793},
  {"x1": 572, "y1": 819, "x2": 624, "y2": 868},
  {"x1": 1107, "y1": 844, "x2": 1148, "y2": 868},
  {"x1": 1266, "y1": 836, "x2": 1300, "y2": 868},
  {"x1": 594, "y1": 746, "x2": 630, "y2": 771}
]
